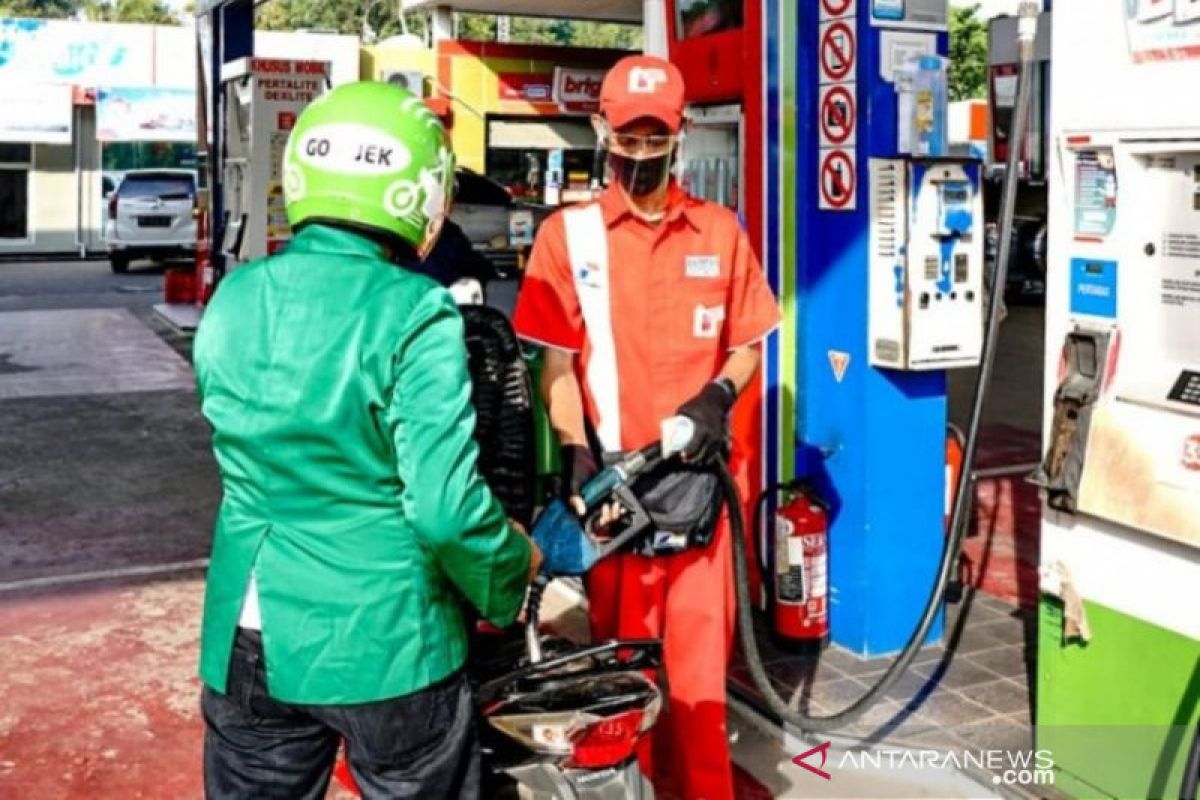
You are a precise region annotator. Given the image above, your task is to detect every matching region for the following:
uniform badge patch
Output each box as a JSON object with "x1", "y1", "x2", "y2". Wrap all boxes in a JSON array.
[
  {"x1": 685, "y1": 255, "x2": 720, "y2": 278},
  {"x1": 693, "y1": 304, "x2": 726, "y2": 338}
]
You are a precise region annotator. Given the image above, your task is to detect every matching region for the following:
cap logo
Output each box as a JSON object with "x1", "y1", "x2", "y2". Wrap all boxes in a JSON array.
[{"x1": 628, "y1": 66, "x2": 668, "y2": 94}]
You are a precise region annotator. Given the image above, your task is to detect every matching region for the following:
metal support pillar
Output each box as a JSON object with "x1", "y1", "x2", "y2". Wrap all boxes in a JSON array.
[{"x1": 205, "y1": 0, "x2": 254, "y2": 282}]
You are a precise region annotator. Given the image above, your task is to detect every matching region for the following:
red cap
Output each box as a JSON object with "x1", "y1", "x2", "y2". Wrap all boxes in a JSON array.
[{"x1": 599, "y1": 55, "x2": 686, "y2": 133}]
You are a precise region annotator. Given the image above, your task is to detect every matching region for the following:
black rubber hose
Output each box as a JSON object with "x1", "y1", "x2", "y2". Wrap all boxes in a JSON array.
[
  {"x1": 1181, "y1": 721, "x2": 1200, "y2": 800},
  {"x1": 723, "y1": 4, "x2": 1040, "y2": 732}
]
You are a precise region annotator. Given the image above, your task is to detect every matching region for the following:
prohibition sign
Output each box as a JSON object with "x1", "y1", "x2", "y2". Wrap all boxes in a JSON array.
[
  {"x1": 820, "y1": 149, "x2": 856, "y2": 210},
  {"x1": 820, "y1": 85, "x2": 855, "y2": 146},
  {"x1": 821, "y1": 0, "x2": 852, "y2": 16},
  {"x1": 821, "y1": 21, "x2": 856, "y2": 83}
]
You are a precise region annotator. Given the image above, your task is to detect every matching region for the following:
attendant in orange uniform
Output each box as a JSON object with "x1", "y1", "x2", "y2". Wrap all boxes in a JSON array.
[{"x1": 513, "y1": 55, "x2": 780, "y2": 800}]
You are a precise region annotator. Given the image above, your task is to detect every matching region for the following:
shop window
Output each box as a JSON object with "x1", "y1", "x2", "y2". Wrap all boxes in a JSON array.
[
  {"x1": 0, "y1": 143, "x2": 32, "y2": 240},
  {"x1": 486, "y1": 148, "x2": 595, "y2": 202}
]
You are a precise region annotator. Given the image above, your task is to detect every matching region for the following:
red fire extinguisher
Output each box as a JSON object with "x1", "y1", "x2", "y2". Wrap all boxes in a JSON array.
[{"x1": 763, "y1": 484, "x2": 830, "y2": 651}]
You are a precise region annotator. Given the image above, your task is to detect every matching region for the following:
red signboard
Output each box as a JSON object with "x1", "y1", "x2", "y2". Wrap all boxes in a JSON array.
[{"x1": 552, "y1": 67, "x2": 605, "y2": 114}]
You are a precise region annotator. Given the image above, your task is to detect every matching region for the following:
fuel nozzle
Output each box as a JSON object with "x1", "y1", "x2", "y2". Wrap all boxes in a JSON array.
[{"x1": 575, "y1": 417, "x2": 694, "y2": 512}]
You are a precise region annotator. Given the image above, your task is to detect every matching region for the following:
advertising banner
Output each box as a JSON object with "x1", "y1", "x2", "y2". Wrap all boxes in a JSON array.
[
  {"x1": 1128, "y1": 0, "x2": 1200, "y2": 61},
  {"x1": 0, "y1": 83, "x2": 73, "y2": 144},
  {"x1": 96, "y1": 87, "x2": 197, "y2": 143},
  {"x1": 552, "y1": 67, "x2": 605, "y2": 114}
]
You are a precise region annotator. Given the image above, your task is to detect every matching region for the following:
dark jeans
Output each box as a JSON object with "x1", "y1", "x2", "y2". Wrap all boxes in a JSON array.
[{"x1": 202, "y1": 628, "x2": 479, "y2": 800}]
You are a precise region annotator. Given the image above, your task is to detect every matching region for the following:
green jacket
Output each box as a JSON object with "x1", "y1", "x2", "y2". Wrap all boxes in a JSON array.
[{"x1": 194, "y1": 224, "x2": 532, "y2": 705}]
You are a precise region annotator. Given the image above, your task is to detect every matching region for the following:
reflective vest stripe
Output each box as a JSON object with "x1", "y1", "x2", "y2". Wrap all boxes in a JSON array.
[{"x1": 563, "y1": 203, "x2": 622, "y2": 451}]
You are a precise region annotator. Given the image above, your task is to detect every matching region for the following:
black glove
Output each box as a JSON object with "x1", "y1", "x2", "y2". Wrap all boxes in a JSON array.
[
  {"x1": 675, "y1": 379, "x2": 736, "y2": 463},
  {"x1": 560, "y1": 443, "x2": 599, "y2": 500}
]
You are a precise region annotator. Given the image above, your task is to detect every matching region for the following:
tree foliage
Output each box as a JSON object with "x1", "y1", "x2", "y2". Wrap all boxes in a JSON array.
[
  {"x1": 254, "y1": 4, "x2": 639, "y2": 50},
  {"x1": 949, "y1": 3, "x2": 988, "y2": 101},
  {"x1": 86, "y1": 0, "x2": 176, "y2": 24},
  {"x1": 0, "y1": 0, "x2": 178, "y2": 23},
  {"x1": 461, "y1": 14, "x2": 640, "y2": 49},
  {"x1": 0, "y1": 0, "x2": 80, "y2": 17},
  {"x1": 256, "y1": 0, "x2": 427, "y2": 40}
]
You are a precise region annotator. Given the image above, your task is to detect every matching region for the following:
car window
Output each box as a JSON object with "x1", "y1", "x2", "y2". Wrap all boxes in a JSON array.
[
  {"x1": 455, "y1": 170, "x2": 512, "y2": 207},
  {"x1": 119, "y1": 174, "x2": 195, "y2": 200}
]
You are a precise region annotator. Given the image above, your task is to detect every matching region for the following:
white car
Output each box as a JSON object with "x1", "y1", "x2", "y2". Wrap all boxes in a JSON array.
[{"x1": 106, "y1": 169, "x2": 198, "y2": 274}]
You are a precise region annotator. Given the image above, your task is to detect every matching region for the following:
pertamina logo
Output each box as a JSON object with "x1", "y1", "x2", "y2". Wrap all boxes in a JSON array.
[
  {"x1": 628, "y1": 66, "x2": 668, "y2": 94},
  {"x1": 1183, "y1": 434, "x2": 1200, "y2": 471},
  {"x1": 793, "y1": 741, "x2": 833, "y2": 781}
]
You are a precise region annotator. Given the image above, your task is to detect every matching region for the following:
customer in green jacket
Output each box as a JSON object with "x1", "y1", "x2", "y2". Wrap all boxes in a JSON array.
[{"x1": 194, "y1": 81, "x2": 541, "y2": 800}]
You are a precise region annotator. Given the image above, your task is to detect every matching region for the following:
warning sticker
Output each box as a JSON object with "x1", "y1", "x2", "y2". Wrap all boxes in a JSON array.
[
  {"x1": 820, "y1": 20, "x2": 857, "y2": 84},
  {"x1": 828, "y1": 350, "x2": 851, "y2": 382},
  {"x1": 819, "y1": 83, "x2": 857, "y2": 148},
  {"x1": 819, "y1": 148, "x2": 857, "y2": 211},
  {"x1": 820, "y1": 0, "x2": 854, "y2": 20}
]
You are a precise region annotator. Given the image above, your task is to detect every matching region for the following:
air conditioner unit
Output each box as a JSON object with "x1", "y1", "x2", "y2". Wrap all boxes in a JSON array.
[{"x1": 381, "y1": 69, "x2": 428, "y2": 97}]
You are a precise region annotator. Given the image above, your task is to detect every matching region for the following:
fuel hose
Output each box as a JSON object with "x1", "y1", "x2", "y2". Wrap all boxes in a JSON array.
[
  {"x1": 1181, "y1": 721, "x2": 1200, "y2": 800},
  {"x1": 720, "y1": 2, "x2": 1041, "y2": 732}
]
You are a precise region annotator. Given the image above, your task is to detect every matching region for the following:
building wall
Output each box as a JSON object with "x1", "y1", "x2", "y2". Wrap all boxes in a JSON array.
[
  {"x1": 0, "y1": 17, "x2": 156, "y2": 85},
  {"x1": 4, "y1": 107, "x2": 104, "y2": 256},
  {"x1": 0, "y1": 17, "x2": 359, "y2": 255},
  {"x1": 2, "y1": 18, "x2": 622, "y2": 255},
  {"x1": 30, "y1": 141, "x2": 77, "y2": 254}
]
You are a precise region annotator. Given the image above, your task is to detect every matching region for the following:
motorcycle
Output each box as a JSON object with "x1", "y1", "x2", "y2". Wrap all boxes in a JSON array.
[
  {"x1": 470, "y1": 579, "x2": 663, "y2": 799},
  {"x1": 334, "y1": 304, "x2": 665, "y2": 799}
]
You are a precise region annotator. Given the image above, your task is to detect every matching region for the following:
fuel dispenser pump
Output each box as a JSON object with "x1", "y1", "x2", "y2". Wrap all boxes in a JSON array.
[
  {"x1": 206, "y1": 57, "x2": 328, "y2": 297},
  {"x1": 724, "y1": 3, "x2": 1043, "y2": 732},
  {"x1": 1035, "y1": 139, "x2": 1200, "y2": 545}
]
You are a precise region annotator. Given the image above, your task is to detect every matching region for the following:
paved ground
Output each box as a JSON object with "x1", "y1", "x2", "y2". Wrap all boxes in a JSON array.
[
  {"x1": 0, "y1": 257, "x2": 174, "y2": 313},
  {"x1": 731, "y1": 591, "x2": 1037, "y2": 758},
  {"x1": 950, "y1": 303, "x2": 1045, "y2": 610},
  {"x1": 0, "y1": 259, "x2": 218, "y2": 798},
  {"x1": 0, "y1": 258, "x2": 1050, "y2": 798}
]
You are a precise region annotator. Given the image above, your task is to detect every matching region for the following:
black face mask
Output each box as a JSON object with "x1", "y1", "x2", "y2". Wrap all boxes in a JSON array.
[{"x1": 609, "y1": 151, "x2": 672, "y2": 197}]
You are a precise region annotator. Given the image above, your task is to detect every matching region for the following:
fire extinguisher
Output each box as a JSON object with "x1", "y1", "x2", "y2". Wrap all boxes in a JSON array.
[{"x1": 754, "y1": 482, "x2": 830, "y2": 652}]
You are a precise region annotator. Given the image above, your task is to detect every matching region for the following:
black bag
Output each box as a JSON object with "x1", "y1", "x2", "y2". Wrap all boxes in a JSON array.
[{"x1": 602, "y1": 453, "x2": 724, "y2": 557}]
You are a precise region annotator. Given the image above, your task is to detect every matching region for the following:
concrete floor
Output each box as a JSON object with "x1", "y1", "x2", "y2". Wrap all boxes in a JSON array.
[
  {"x1": 0, "y1": 261, "x2": 219, "y2": 797},
  {"x1": 0, "y1": 259, "x2": 1052, "y2": 798}
]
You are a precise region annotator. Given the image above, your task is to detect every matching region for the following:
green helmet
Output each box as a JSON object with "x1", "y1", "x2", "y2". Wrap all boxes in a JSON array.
[{"x1": 282, "y1": 81, "x2": 455, "y2": 253}]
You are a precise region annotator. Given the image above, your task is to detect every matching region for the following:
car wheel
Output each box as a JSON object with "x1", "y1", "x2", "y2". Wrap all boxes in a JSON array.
[{"x1": 110, "y1": 255, "x2": 130, "y2": 274}]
